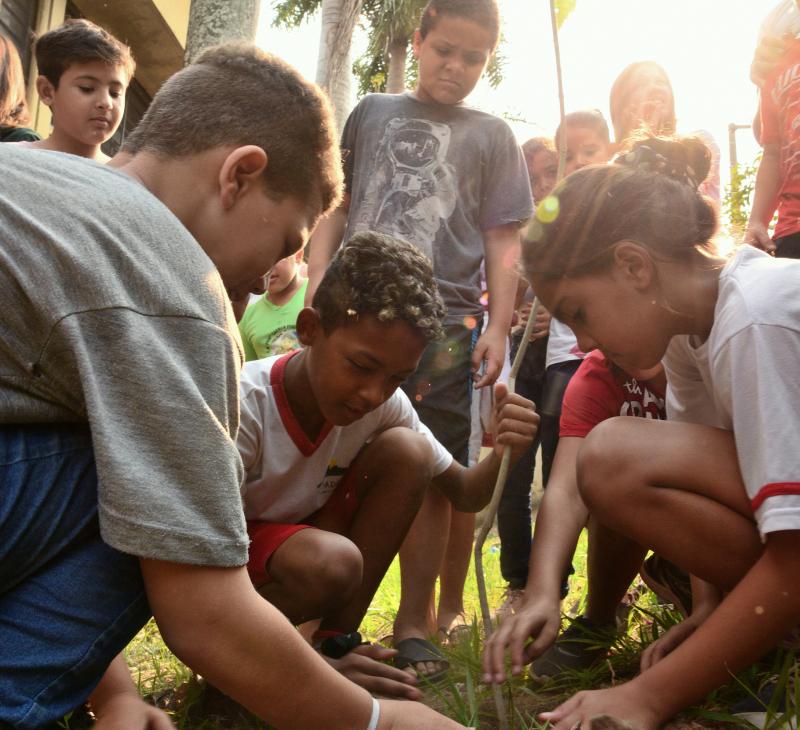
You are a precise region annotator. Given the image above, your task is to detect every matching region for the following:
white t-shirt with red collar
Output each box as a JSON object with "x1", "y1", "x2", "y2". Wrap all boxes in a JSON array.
[
  {"x1": 238, "y1": 352, "x2": 453, "y2": 523},
  {"x1": 664, "y1": 245, "x2": 800, "y2": 538}
]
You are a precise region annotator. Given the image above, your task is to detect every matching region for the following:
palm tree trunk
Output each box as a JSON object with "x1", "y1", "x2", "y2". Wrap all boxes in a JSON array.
[
  {"x1": 385, "y1": 39, "x2": 408, "y2": 93},
  {"x1": 184, "y1": 0, "x2": 259, "y2": 64},
  {"x1": 316, "y1": 0, "x2": 363, "y2": 130}
]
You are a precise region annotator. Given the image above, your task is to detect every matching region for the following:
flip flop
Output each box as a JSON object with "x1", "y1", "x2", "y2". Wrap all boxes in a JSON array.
[
  {"x1": 442, "y1": 622, "x2": 472, "y2": 647},
  {"x1": 393, "y1": 637, "x2": 450, "y2": 684}
]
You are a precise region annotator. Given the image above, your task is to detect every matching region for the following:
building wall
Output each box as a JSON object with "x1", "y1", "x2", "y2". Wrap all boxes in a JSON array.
[{"x1": 152, "y1": 0, "x2": 190, "y2": 47}]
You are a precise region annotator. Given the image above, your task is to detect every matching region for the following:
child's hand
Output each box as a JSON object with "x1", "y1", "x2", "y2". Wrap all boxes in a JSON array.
[
  {"x1": 490, "y1": 382, "x2": 539, "y2": 461},
  {"x1": 93, "y1": 695, "x2": 174, "y2": 730},
  {"x1": 472, "y1": 327, "x2": 507, "y2": 388},
  {"x1": 751, "y1": 35, "x2": 789, "y2": 87},
  {"x1": 743, "y1": 222, "x2": 776, "y2": 254},
  {"x1": 512, "y1": 304, "x2": 551, "y2": 343},
  {"x1": 326, "y1": 644, "x2": 422, "y2": 701},
  {"x1": 538, "y1": 682, "x2": 662, "y2": 730},
  {"x1": 639, "y1": 616, "x2": 701, "y2": 672},
  {"x1": 528, "y1": 306, "x2": 551, "y2": 342},
  {"x1": 482, "y1": 593, "x2": 561, "y2": 683}
]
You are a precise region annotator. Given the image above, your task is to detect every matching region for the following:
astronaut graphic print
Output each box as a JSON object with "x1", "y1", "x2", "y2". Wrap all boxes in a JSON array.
[{"x1": 354, "y1": 118, "x2": 457, "y2": 260}]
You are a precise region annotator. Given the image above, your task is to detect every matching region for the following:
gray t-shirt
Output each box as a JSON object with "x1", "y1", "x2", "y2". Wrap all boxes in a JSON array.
[
  {"x1": 342, "y1": 92, "x2": 533, "y2": 323},
  {"x1": 0, "y1": 146, "x2": 248, "y2": 566}
]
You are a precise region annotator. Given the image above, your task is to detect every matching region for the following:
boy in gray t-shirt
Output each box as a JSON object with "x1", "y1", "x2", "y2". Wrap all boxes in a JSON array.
[
  {"x1": 0, "y1": 46, "x2": 461, "y2": 730},
  {"x1": 306, "y1": 0, "x2": 533, "y2": 680}
]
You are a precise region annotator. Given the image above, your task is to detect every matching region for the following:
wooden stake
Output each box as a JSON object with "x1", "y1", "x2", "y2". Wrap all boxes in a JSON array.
[{"x1": 472, "y1": 2, "x2": 568, "y2": 727}]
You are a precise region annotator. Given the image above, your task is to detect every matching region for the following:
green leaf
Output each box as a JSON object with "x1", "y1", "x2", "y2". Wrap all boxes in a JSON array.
[
  {"x1": 553, "y1": 0, "x2": 577, "y2": 29},
  {"x1": 272, "y1": 0, "x2": 323, "y2": 29}
]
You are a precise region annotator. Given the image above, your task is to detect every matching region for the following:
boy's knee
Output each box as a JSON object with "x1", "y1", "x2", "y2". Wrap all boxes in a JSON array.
[
  {"x1": 368, "y1": 427, "x2": 434, "y2": 482},
  {"x1": 302, "y1": 534, "x2": 363, "y2": 600}
]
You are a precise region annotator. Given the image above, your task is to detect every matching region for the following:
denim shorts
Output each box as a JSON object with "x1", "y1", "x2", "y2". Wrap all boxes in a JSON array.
[{"x1": 0, "y1": 424, "x2": 151, "y2": 728}]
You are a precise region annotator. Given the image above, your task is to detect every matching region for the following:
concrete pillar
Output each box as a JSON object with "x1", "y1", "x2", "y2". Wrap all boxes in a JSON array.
[{"x1": 184, "y1": 0, "x2": 259, "y2": 65}]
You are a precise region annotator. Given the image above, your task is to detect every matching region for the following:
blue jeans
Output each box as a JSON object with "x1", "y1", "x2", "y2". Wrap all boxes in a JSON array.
[{"x1": 0, "y1": 425, "x2": 150, "y2": 729}]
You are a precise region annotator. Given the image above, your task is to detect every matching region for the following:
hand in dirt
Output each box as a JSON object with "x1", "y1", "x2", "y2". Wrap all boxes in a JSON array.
[
  {"x1": 379, "y1": 698, "x2": 471, "y2": 728},
  {"x1": 640, "y1": 616, "x2": 701, "y2": 672},
  {"x1": 93, "y1": 694, "x2": 174, "y2": 730},
  {"x1": 538, "y1": 683, "x2": 661, "y2": 730},
  {"x1": 482, "y1": 594, "x2": 561, "y2": 682},
  {"x1": 326, "y1": 644, "x2": 422, "y2": 700}
]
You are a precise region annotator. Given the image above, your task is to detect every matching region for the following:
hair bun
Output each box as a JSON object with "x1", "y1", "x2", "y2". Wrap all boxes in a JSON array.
[{"x1": 618, "y1": 135, "x2": 711, "y2": 190}]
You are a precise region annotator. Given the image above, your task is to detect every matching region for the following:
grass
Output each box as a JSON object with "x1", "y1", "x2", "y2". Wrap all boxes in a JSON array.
[{"x1": 103, "y1": 526, "x2": 799, "y2": 729}]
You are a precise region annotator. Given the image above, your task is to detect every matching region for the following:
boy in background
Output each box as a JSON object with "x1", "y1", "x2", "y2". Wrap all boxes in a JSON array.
[
  {"x1": 239, "y1": 249, "x2": 307, "y2": 359},
  {"x1": 306, "y1": 0, "x2": 533, "y2": 677},
  {"x1": 745, "y1": 0, "x2": 800, "y2": 259},
  {"x1": 0, "y1": 45, "x2": 462, "y2": 730},
  {"x1": 21, "y1": 19, "x2": 133, "y2": 160},
  {"x1": 239, "y1": 232, "x2": 539, "y2": 694}
]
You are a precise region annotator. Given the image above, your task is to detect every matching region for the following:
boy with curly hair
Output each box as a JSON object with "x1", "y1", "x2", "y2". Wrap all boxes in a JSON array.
[
  {"x1": 239, "y1": 231, "x2": 539, "y2": 697},
  {"x1": 306, "y1": 0, "x2": 533, "y2": 676}
]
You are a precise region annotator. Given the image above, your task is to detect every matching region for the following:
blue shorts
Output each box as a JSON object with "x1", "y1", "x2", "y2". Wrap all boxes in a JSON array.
[{"x1": 0, "y1": 425, "x2": 151, "y2": 728}]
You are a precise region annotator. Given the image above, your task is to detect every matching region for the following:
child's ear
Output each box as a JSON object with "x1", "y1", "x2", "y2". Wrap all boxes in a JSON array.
[
  {"x1": 296, "y1": 307, "x2": 322, "y2": 346},
  {"x1": 411, "y1": 29, "x2": 423, "y2": 59},
  {"x1": 612, "y1": 241, "x2": 655, "y2": 290},
  {"x1": 219, "y1": 146, "x2": 269, "y2": 211},
  {"x1": 36, "y1": 75, "x2": 55, "y2": 108}
]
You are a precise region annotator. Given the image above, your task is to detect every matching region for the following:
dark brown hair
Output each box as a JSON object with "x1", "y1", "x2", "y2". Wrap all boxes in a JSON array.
[
  {"x1": 35, "y1": 19, "x2": 135, "y2": 87},
  {"x1": 123, "y1": 44, "x2": 343, "y2": 216},
  {"x1": 609, "y1": 61, "x2": 676, "y2": 144},
  {"x1": 523, "y1": 135, "x2": 716, "y2": 280},
  {"x1": 313, "y1": 231, "x2": 445, "y2": 341},
  {"x1": 419, "y1": 0, "x2": 501, "y2": 49},
  {"x1": 0, "y1": 34, "x2": 29, "y2": 126}
]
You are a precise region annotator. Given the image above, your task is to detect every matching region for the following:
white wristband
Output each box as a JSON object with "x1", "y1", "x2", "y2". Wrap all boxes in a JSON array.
[{"x1": 366, "y1": 697, "x2": 380, "y2": 730}]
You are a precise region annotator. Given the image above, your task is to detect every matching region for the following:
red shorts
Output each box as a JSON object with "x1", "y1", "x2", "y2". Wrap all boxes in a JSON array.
[{"x1": 246, "y1": 468, "x2": 360, "y2": 587}]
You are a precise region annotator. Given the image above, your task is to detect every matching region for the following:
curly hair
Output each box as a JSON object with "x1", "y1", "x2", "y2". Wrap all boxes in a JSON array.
[
  {"x1": 313, "y1": 232, "x2": 446, "y2": 342},
  {"x1": 35, "y1": 19, "x2": 135, "y2": 86},
  {"x1": 123, "y1": 44, "x2": 342, "y2": 216}
]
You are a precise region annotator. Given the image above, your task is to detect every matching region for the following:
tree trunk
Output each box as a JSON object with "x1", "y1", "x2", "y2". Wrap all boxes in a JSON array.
[
  {"x1": 315, "y1": 0, "x2": 363, "y2": 131},
  {"x1": 385, "y1": 39, "x2": 407, "y2": 94},
  {"x1": 184, "y1": 0, "x2": 260, "y2": 65}
]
